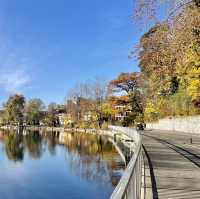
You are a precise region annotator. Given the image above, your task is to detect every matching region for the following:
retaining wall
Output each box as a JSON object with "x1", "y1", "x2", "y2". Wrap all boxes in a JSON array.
[{"x1": 146, "y1": 116, "x2": 200, "y2": 134}]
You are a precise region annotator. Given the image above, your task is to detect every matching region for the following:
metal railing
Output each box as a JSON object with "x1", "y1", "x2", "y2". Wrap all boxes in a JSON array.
[{"x1": 109, "y1": 126, "x2": 143, "y2": 199}]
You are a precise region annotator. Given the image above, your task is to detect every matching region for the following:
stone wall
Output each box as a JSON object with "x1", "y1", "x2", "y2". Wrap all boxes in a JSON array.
[{"x1": 146, "y1": 116, "x2": 200, "y2": 134}]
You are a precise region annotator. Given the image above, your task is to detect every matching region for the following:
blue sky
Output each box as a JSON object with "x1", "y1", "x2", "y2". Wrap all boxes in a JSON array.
[{"x1": 0, "y1": 0, "x2": 150, "y2": 105}]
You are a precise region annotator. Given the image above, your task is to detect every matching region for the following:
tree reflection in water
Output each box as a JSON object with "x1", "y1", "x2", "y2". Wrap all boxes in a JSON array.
[
  {"x1": 24, "y1": 130, "x2": 43, "y2": 159},
  {"x1": 46, "y1": 131, "x2": 59, "y2": 155},
  {"x1": 5, "y1": 131, "x2": 24, "y2": 162},
  {"x1": 61, "y1": 133, "x2": 125, "y2": 187},
  {"x1": 0, "y1": 129, "x2": 124, "y2": 187}
]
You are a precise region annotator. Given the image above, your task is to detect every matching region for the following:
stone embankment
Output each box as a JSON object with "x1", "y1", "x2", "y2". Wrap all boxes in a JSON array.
[
  {"x1": 0, "y1": 125, "x2": 64, "y2": 132},
  {"x1": 0, "y1": 125, "x2": 115, "y2": 137}
]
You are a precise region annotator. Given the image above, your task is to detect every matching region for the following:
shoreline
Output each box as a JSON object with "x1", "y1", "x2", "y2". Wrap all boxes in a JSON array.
[{"x1": 0, "y1": 125, "x2": 114, "y2": 137}]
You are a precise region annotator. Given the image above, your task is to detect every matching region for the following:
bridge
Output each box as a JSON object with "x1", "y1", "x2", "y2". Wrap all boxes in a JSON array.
[{"x1": 109, "y1": 126, "x2": 200, "y2": 199}]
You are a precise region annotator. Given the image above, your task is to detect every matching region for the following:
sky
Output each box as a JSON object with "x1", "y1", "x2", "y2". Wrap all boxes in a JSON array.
[{"x1": 0, "y1": 0, "x2": 149, "y2": 105}]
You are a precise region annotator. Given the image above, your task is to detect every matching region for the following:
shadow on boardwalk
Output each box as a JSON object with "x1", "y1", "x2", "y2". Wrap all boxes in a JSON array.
[
  {"x1": 142, "y1": 131, "x2": 200, "y2": 199},
  {"x1": 147, "y1": 135, "x2": 200, "y2": 168}
]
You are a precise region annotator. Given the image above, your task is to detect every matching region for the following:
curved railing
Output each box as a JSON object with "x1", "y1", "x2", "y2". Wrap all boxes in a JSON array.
[{"x1": 109, "y1": 126, "x2": 143, "y2": 199}]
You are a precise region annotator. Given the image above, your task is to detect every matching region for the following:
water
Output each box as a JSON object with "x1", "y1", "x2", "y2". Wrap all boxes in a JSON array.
[{"x1": 0, "y1": 129, "x2": 124, "y2": 199}]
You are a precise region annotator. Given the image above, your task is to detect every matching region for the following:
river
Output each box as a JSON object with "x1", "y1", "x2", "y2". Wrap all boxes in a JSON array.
[{"x1": 0, "y1": 129, "x2": 124, "y2": 199}]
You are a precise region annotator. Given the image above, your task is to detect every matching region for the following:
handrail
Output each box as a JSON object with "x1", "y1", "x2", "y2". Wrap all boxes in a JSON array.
[{"x1": 109, "y1": 126, "x2": 143, "y2": 199}]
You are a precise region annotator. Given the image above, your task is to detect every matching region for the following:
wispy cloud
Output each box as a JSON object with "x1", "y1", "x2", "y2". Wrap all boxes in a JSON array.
[{"x1": 0, "y1": 69, "x2": 31, "y2": 93}]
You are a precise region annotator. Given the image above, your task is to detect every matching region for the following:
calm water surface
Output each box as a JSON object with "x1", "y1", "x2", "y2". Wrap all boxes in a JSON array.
[{"x1": 0, "y1": 130, "x2": 124, "y2": 199}]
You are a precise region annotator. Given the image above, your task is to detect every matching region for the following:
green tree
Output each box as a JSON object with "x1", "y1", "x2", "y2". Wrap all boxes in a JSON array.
[
  {"x1": 4, "y1": 95, "x2": 25, "y2": 125},
  {"x1": 25, "y1": 98, "x2": 45, "y2": 125}
]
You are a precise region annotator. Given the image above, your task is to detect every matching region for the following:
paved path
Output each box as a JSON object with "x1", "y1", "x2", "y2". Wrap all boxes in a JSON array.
[{"x1": 142, "y1": 130, "x2": 200, "y2": 199}]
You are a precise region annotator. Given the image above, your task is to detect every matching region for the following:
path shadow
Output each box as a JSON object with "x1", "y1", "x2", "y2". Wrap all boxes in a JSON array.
[
  {"x1": 146, "y1": 135, "x2": 200, "y2": 168},
  {"x1": 142, "y1": 145, "x2": 159, "y2": 199}
]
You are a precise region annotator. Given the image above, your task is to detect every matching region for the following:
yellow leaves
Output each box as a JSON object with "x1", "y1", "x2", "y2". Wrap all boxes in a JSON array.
[
  {"x1": 181, "y1": 48, "x2": 200, "y2": 101},
  {"x1": 137, "y1": 3, "x2": 200, "y2": 119},
  {"x1": 185, "y1": 49, "x2": 200, "y2": 67},
  {"x1": 144, "y1": 101, "x2": 161, "y2": 121},
  {"x1": 101, "y1": 103, "x2": 116, "y2": 116},
  {"x1": 187, "y1": 79, "x2": 200, "y2": 100},
  {"x1": 189, "y1": 67, "x2": 200, "y2": 77},
  {"x1": 145, "y1": 102, "x2": 158, "y2": 114}
]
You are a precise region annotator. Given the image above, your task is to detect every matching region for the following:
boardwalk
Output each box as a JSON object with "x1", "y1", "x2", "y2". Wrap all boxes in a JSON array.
[{"x1": 142, "y1": 130, "x2": 200, "y2": 199}]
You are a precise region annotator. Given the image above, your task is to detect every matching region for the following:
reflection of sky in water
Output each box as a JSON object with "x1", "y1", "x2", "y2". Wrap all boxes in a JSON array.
[{"x1": 0, "y1": 131, "x2": 124, "y2": 199}]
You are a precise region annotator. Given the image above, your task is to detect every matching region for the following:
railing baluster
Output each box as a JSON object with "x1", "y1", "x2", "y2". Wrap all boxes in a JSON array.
[{"x1": 109, "y1": 126, "x2": 142, "y2": 199}]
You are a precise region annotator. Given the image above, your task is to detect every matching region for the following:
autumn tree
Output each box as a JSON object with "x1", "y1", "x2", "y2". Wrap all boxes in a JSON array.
[
  {"x1": 136, "y1": 0, "x2": 200, "y2": 120},
  {"x1": 3, "y1": 95, "x2": 26, "y2": 126},
  {"x1": 134, "y1": 0, "x2": 200, "y2": 22},
  {"x1": 44, "y1": 103, "x2": 60, "y2": 127},
  {"x1": 109, "y1": 72, "x2": 141, "y2": 94},
  {"x1": 91, "y1": 78, "x2": 109, "y2": 126},
  {"x1": 66, "y1": 79, "x2": 109, "y2": 128},
  {"x1": 109, "y1": 72, "x2": 144, "y2": 125},
  {"x1": 138, "y1": 22, "x2": 180, "y2": 101},
  {"x1": 66, "y1": 83, "x2": 94, "y2": 126}
]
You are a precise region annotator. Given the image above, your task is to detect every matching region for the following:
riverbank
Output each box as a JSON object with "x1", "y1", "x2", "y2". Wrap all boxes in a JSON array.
[
  {"x1": 0, "y1": 125, "x2": 115, "y2": 137},
  {"x1": 0, "y1": 125, "x2": 64, "y2": 132}
]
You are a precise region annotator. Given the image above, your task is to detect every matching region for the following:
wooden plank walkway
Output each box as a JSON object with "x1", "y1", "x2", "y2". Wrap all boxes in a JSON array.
[{"x1": 142, "y1": 130, "x2": 200, "y2": 199}]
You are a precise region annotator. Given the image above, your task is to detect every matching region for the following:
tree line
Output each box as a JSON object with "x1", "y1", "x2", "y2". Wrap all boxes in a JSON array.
[
  {"x1": 1, "y1": 95, "x2": 64, "y2": 126},
  {"x1": 0, "y1": 76, "x2": 142, "y2": 128}
]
